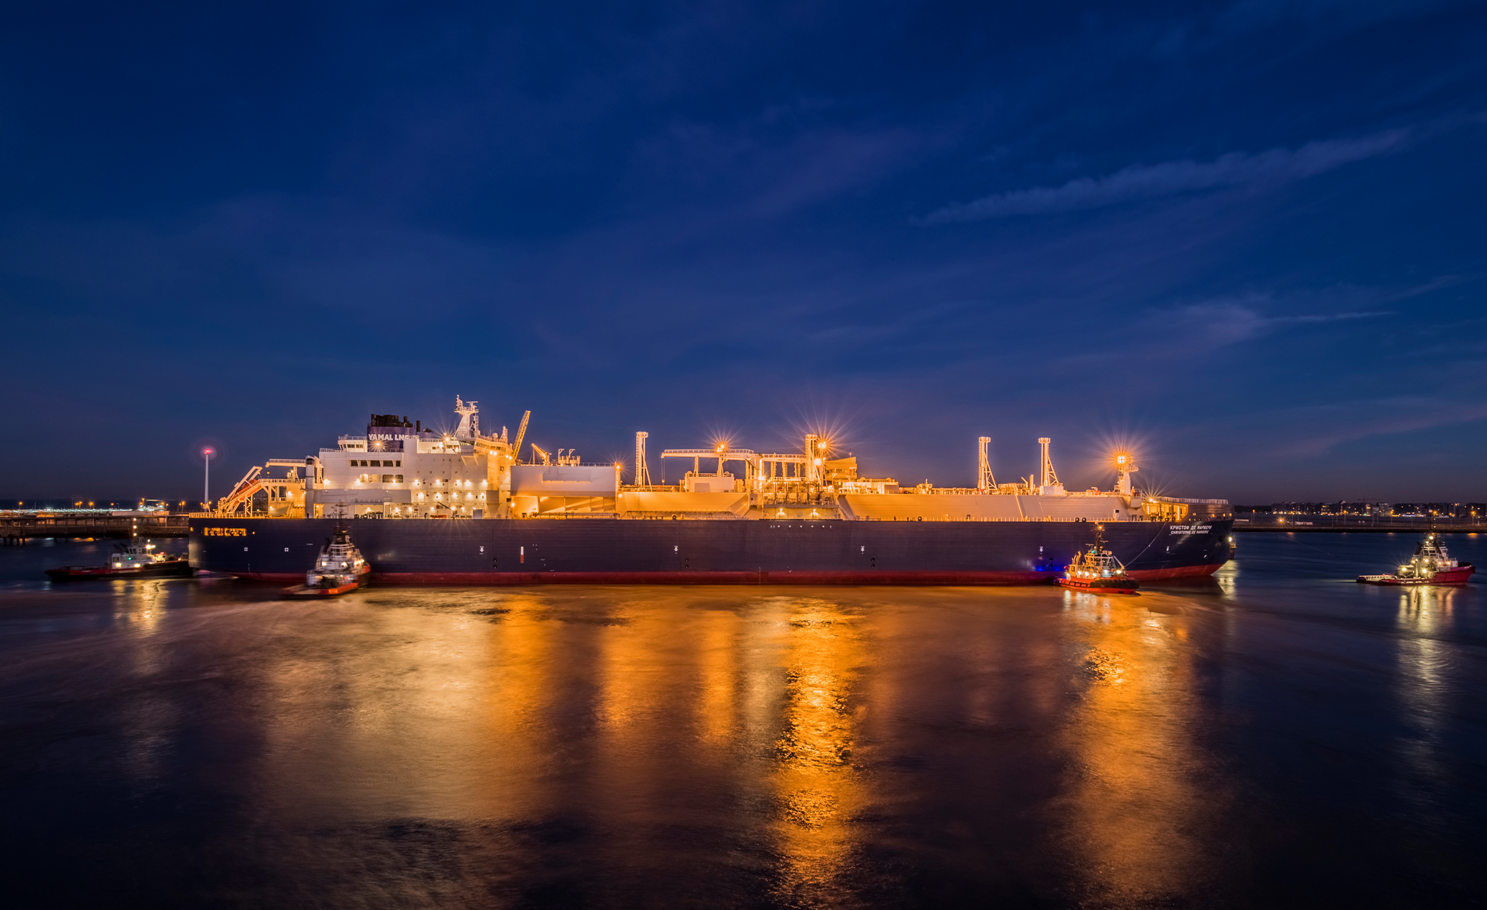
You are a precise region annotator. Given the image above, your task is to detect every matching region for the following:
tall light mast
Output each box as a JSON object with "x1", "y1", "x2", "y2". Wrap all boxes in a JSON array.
[
  {"x1": 634, "y1": 432, "x2": 651, "y2": 486},
  {"x1": 977, "y1": 437, "x2": 996, "y2": 493},
  {"x1": 1114, "y1": 452, "x2": 1139, "y2": 496},
  {"x1": 201, "y1": 447, "x2": 215, "y2": 508}
]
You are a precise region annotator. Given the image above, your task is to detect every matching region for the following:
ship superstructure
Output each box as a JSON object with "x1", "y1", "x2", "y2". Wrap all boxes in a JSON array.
[
  {"x1": 212, "y1": 398, "x2": 519, "y2": 520},
  {"x1": 192, "y1": 397, "x2": 1233, "y2": 585}
]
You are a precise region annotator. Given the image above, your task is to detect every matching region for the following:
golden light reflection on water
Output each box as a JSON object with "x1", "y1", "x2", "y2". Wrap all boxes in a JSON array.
[
  {"x1": 112, "y1": 579, "x2": 167, "y2": 638},
  {"x1": 255, "y1": 592, "x2": 563, "y2": 821},
  {"x1": 767, "y1": 596, "x2": 865, "y2": 903},
  {"x1": 240, "y1": 585, "x2": 1233, "y2": 902},
  {"x1": 472, "y1": 594, "x2": 562, "y2": 819},
  {"x1": 694, "y1": 608, "x2": 739, "y2": 747},
  {"x1": 115, "y1": 580, "x2": 175, "y2": 789},
  {"x1": 1057, "y1": 591, "x2": 1213, "y2": 906},
  {"x1": 590, "y1": 595, "x2": 704, "y2": 849},
  {"x1": 1396, "y1": 586, "x2": 1455, "y2": 635},
  {"x1": 1395, "y1": 587, "x2": 1455, "y2": 793}
]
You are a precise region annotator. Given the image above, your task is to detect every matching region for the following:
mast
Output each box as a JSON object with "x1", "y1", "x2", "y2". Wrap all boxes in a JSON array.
[
  {"x1": 454, "y1": 396, "x2": 478, "y2": 440},
  {"x1": 977, "y1": 436, "x2": 995, "y2": 493},
  {"x1": 634, "y1": 431, "x2": 651, "y2": 486}
]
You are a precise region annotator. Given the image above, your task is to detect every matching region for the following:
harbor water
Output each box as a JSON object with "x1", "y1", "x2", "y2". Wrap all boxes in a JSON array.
[{"x1": 1, "y1": 533, "x2": 1485, "y2": 908}]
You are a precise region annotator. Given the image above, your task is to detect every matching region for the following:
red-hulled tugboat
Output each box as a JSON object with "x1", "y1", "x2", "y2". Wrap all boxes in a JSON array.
[
  {"x1": 1058, "y1": 525, "x2": 1140, "y2": 595},
  {"x1": 1357, "y1": 532, "x2": 1475, "y2": 586},
  {"x1": 45, "y1": 538, "x2": 193, "y2": 582},
  {"x1": 282, "y1": 527, "x2": 370, "y2": 597}
]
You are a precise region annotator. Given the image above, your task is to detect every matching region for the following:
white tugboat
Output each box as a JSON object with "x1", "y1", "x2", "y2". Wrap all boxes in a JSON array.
[
  {"x1": 282, "y1": 527, "x2": 370, "y2": 597},
  {"x1": 46, "y1": 537, "x2": 193, "y2": 581},
  {"x1": 1058, "y1": 525, "x2": 1140, "y2": 595}
]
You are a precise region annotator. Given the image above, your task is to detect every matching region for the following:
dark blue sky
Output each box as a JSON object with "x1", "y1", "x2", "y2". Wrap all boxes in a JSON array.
[{"x1": 3, "y1": 1, "x2": 1484, "y2": 503}]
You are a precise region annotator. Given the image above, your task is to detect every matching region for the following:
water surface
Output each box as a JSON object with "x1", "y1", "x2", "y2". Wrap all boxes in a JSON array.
[{"x1": 1, "y1": 533, "x2": 1484, "y2": 908}]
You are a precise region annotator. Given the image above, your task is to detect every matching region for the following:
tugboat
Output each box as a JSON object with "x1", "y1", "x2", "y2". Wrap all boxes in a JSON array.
[
  {"x1": 1357, "y1": 532, "x2": 1475, "y2": 586},
  {"x1": 282, "y1": 527, "x2": 370, "y2": 597},
  {"x1": 1058, "y1": 525, "x2": 1140, "y2": 595},
  {"x1": 45, "y1": 538, "x2": 193, "y2": 581}
]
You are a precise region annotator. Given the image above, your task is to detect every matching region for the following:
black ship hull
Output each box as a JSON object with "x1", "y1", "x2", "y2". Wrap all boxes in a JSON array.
[
  {"x1": 190, "y1": 517, "x2": 1231, "y2": 585},
  {"x1": 45, "y1": 559, "x2": 194, "y2": 581}
]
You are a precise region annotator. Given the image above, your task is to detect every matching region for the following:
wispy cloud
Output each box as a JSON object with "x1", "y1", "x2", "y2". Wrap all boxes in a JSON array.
[
  {"x1": 1138, "y1": 276, "x2": 1467, "y2": 349},
  {"x1": 918, "y1": 130, "x2": 1408, "y2": 223},
  {"x1": 1166, "y1": 300, "x2": 1394, "y2": 347}
]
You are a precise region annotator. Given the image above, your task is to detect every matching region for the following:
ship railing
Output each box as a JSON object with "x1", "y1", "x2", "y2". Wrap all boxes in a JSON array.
[
  {"x1": 188, "y1": 509, "x2": 306, "y2": 519},
  {"x1": 1149, "y1": 496, "x2": 1231, "y2": 505},
  {"x1": 843, "y1": 515, "x2": 1150, "y2": 521},
  {"x1": 618, "y1": 512, "x2": 748, "y2": 520},
  {"x1": 517, "y1": 512, "x2": 625, "y2": 519}
]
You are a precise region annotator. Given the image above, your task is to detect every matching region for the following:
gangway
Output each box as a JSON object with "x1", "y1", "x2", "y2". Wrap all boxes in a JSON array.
[
  {"x1": 216, "y1": 466, "x2": 263, "y2": 514},
  {"x1": 215, "y1": 460, "x2": 309, "y2": 516}
]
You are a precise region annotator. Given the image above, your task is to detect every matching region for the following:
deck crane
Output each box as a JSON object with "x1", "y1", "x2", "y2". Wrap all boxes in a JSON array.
[{"x1": 512, "y1": 410, "x2": 530, "y2": 461}]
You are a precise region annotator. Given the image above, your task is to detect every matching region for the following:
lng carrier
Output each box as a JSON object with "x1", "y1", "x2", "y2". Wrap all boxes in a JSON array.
[{"x1": 189, "y1": 398, "x2": 1232, "y2": 584}]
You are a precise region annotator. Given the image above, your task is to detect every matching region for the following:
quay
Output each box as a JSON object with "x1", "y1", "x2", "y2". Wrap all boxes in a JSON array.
[
  {"x1": 1234, "y1": 515, "x2": 1487, "y2": 533},
  {"x1": 0, "y1": 514, "x2": 189, "y2": 544}
]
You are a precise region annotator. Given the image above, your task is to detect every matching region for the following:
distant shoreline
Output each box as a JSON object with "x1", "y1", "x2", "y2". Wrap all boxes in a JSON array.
[{"x1": 1233, "y1": 517, "x2": 1485, "y2": 533}]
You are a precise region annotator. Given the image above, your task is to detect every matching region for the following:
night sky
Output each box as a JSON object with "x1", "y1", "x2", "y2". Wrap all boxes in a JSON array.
[{"x1": 2, "y1": 1, "x2": 1484, "y2": 504}]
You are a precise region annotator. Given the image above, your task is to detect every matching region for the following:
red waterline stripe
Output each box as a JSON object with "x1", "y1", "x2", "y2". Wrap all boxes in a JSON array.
[
  {"x1": 232, "y1": 564, "x2": 1225, "y2": 586},
  {"x1": 1125, "y1": 563, "x2": 1226, "y2": 580}
]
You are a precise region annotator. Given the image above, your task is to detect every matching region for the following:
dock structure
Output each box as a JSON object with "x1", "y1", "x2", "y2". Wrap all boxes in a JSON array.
[
  {"x1": 0, "y1": 514, "x2": 190, "y2": 543},
  {"x1": 1233, "y1": 515, "x2": 1487, "y2": 533}
]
